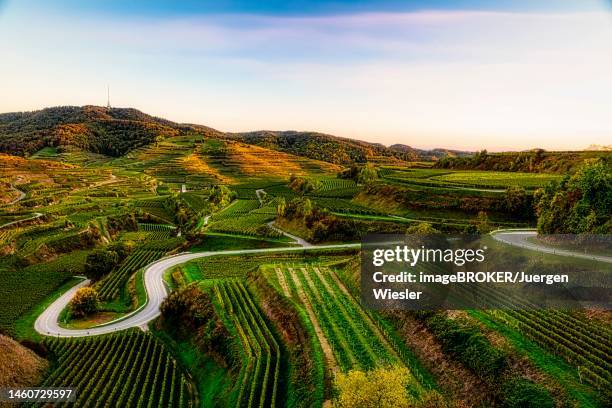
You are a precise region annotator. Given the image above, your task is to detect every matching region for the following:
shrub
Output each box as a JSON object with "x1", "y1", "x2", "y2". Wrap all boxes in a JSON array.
[
  {"x1": 69, "y1": 287, "x2": 99, "y2": 318},
  {"x1": 501, "y1": 377, "x2": 554, "y2": 408},
  {"x1": 84, "y1": 249, "x2": 120, "y2": 281}
]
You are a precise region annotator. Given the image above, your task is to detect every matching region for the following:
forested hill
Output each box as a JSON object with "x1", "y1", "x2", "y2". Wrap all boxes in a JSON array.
[
  {"x1": 0, "y1": 106, "x2": 188, "y2": 156},
  {"x1": 225, "y1": 130, "x2": 413, "y2": 165},
  {"x1": 225, "y1": 131, "x2": 473, "y2": 165},
  {"x1": 435, "y1": 149, "x2": 611, "y2": 174}
]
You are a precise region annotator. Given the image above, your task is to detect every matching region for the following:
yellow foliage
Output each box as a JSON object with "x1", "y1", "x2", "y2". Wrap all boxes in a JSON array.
[
  {"x1": 332, "y1": 366, "x2": 413, "y2": 408},
  {"x1": 180, "y1": 153, "x2": 233, "y2": 183}
]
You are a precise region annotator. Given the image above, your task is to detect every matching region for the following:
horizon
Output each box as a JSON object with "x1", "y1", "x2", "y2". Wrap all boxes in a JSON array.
[
  {"x1": 5, "y1": 103, "x2": 611, "y2": 153},
  {"x1": 1, "y1": 0, "x2": 612, "y2": 151}
]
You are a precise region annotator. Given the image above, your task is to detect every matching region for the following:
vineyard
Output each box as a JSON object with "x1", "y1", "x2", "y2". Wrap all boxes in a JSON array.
[
  {"x1": 379, "y1": 167, "x2": 561, "y2": 190},
  {"x1": 272, "y1": 264, "x2": 398, "y2": 371},
  {"x1": 456, "y1": 282, "x2": 612, "y2": 395},
  {"x1": 96, "y1": 249, "x2": 165, "y2": 300},
  {"x1": 29, "y1": 330, "x2": 195, "y2": 407},
  {"x1": 0, "y1": 108, "x2": 609, "y2": 408},
  {"x1": 214, "y1": 280, "x2": 281, "y2": 408}
]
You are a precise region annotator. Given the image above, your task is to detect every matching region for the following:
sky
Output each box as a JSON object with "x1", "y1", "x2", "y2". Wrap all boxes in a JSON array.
[{"x1": 1, "y1": 0, "x2": 611, "y2": 151}]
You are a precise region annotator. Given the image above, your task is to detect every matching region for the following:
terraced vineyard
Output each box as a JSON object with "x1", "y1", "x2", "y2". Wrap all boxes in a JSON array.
[
  {"x1": 31, "y1": 330, "x2": 194, "y2": 407},
  {"x1": 311, "y1": 178, "x2": 359, "y2": 198},
  {"x1": 0, "y1": 105, "x2": 609, "y2": 408},
  {"x1": 214, "y1": 281, "x2": 281, "y2": 408},
  {"x1": 274, "y1": 264, "x2": 398, "y2": 371},
  {"x1": 96, "y1": 249, "x2": 165, "y2": 300}
]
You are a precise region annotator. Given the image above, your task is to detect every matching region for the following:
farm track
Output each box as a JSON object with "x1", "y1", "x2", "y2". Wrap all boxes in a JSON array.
[
  {"x1": 7, "y1": 185, "x2": 26, "y2": 205},
  {"x1": 257, "y1": 188, "x2": 313, "y2": 247},
  {"x1": 0, "y1": 211, "x2": 43, "y2": 229},
  {"x1": 35, "y1": 243, "x2": 361, "y2": 337}
]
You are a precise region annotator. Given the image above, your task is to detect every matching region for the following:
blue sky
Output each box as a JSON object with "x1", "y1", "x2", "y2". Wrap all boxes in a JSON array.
[{"x1": 1, "y1": 0, "x2": 611, "y2": 150}]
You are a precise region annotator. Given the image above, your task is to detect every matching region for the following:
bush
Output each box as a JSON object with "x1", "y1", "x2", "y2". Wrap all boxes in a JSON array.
[
  {"x1": 425, "y1": 314, "x2": 507, "y2": 380},
  {"x1": 332, "y1": 366, "x2": 413, "y2": 408},
  {"x1": 501, "y1": 377, "x2": 554, "y2": 408},
  {"x1": 69, "y1": 287, "x2": 99, "y2": 318},
  {"x1": 84, "y1": 249, "x2": 120, "y2": 281}
]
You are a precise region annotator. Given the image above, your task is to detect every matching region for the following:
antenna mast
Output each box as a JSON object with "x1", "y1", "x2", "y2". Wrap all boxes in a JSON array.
[{"x1": 106, "y1": 85, "x2": 111, "y2": 109}]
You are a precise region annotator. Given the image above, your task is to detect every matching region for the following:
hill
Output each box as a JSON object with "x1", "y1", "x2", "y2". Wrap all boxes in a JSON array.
[
  {"x1": 225, "y1": 130, "x2": 416, "y2": 165},
  {"x1": 0, "y1": 335, "x2": 47, "y2": 391},
  {"x1": 389, "y1": 144, "x2": 473, "y2": 160},
  {"x1": 0, "y1": 106, "x2": 185, "y2": 156},
  {"x1": 0, "y1": 106, "x2": 437, "y2": 163}
]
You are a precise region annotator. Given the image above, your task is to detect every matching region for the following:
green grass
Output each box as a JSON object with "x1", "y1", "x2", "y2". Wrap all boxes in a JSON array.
[
  {"x1": 152, "y1": 325, "x2": 234, "y2": 408},
  {"x1": 189, "y1": 233, "x2": 294, "y2": 252}
]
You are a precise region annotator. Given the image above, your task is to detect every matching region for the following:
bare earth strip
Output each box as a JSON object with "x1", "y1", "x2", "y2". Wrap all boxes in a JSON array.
[{"x1": 274, "y1": 267, "x2": 291, "y2": 297}]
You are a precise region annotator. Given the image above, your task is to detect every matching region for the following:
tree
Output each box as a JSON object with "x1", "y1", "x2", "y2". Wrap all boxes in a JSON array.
[
  {"x1": 472, "y1": 211, "x2": 492, "y2": 234},
  {"x1": 69, "y1": 287, "x2": 99, "y2": 318},
  {"x1": 332, "y1": 366, "x2": 414, "y2": 408},
  {"x1": 535, "y1": 159, "x2": 611, "y2": 233},
  {"x1": 358, "y1": 163, "x2": 378, "y2": 184},
  {"x1": 406, "y1": 222, "x2": 440, "y2": 235},
  {"x1": 84, "y1": 249, "x2": 119, "y2": 281},
  {"x1": 505, "y1": 185, "x2": 528, "y2": 215},
  {"x1": 276, "y1": 197, "x2": 286, "y2": 217}
]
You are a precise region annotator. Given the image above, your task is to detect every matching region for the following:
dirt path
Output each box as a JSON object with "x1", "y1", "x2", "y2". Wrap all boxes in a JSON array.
[
  {"x1": 6, "y1": 185, "x2": 26, "y2": 205},
  {"x1": 0, "y1": 212, "x2": 43, "y2": 230},
  {"x1": 287, "y1": 267, "x2": 337, "y2": 372},
  {"x1": 274, "y1": 267, "x2": 291, "y2": 297}
]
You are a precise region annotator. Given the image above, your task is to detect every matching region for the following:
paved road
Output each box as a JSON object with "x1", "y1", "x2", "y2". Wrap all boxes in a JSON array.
[
  {"x1": 34, "y1": 243, "x2": 360, "y2": 337},
  {"x1": 491, "y1": 229, "x2": 612, "y2": 264}
]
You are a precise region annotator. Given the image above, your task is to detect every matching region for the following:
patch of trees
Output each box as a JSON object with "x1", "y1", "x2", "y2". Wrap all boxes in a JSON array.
[
  {"x1": 289, "y1": 175, "x2": 321, "y2": 195},
  {"x1": 338, "y1": 163, "x2": 378, "y2": 184},
  {"x1": 83, "y1": 241, "x2": 133, "y2": 281},
  {"x1": 278, "y1": 197, "x2": 407, "y2": 242},
  {"x1": 331, "y1": 366, "x2": 444, "y2": 408},
  {"x1": 160, "y1": 285, "x2": 234, "y2": 369},
  {"x1": 436, "y1": 149, "x2": 608, "y2": 174},
  {"x1": 535, "y1": 159, "x2": 611, "y2": 234},
  {"x1": 106, "y1": 213, "x2": 138, "y2": 238}
]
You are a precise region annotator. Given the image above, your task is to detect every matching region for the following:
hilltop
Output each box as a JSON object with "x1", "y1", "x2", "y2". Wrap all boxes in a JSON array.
[{"x1": 0, "y1": 106, "x2": 466, "y2": 164}]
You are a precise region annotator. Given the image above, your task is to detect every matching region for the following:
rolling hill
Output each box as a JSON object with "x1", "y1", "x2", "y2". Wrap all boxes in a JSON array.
[{"x1": 0, "y1": 106, "x2": 468, "y2": 164}]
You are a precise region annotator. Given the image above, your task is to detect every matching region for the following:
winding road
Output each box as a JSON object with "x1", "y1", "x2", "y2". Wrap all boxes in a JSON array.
[
  {"x1": 35, "y1": 224, "x2": 610, "y2": 337},
  {"x1": 34, "y1": 244, "x2": 360, "y2": 337},
  {"x1": 491, "y1": 229, "x2": 612, "y2": 264}
]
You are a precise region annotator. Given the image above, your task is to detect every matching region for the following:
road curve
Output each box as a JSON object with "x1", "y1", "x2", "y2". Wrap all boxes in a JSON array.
[
  {"x1": 35, "y1": 243, "x2": 360, "y2": 337},
  {"x1": 0, "y1": 212, "x2": 43, "y2": 230},
  {"x1": 491, "y1": 229, "x2": 612, "y2": 264}
]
